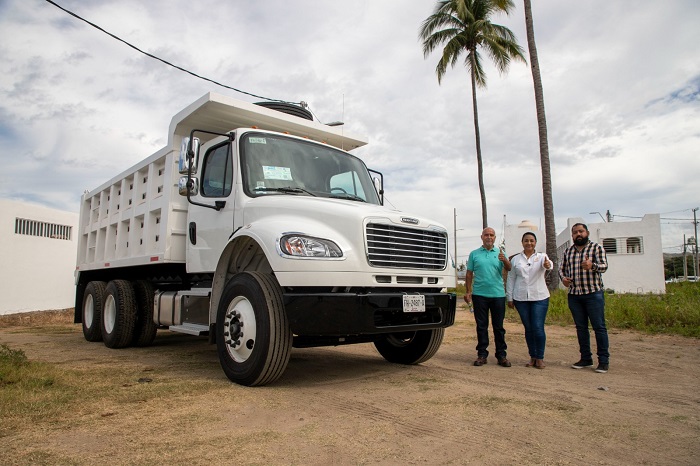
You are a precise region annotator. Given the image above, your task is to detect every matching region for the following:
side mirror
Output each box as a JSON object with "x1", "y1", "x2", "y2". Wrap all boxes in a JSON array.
[
  {"x1": 368, "y1": 168, "x2": 384, "y2": 205},
  {"x1": 373, "y1": 176, "x2": 384, "y2": 195},
  {"x1": 178, "y1": 176, "x2": 199, "y2": 196},
  {"x1": 179, "y1": 137, "x2": 201, "y2": 174}
]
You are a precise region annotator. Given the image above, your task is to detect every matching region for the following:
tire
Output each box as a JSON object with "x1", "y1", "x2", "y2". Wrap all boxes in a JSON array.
[
  {"x1": 102, "y1": 280, "x2": 138, "y2": 349},
  {"x1": 216, "y1": 272, "x2": 292, "y2": 386},
  {"x1": 82, "y1": 281, "x2": 106, "y2": 342},
  {"x1": 374, "y1": 328, "x2": 445, "y2": 365},
  {"x1": 131, "y1": 280, "x2": 158, "y2": 347}
]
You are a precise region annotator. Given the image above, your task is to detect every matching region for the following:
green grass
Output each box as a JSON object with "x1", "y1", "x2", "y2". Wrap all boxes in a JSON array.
[
  {"x1": 0, "y1": 342, "x2": 228, "y2": 438},
  {"x1": 0, "y1": 344, "x2": 71, "y2": 436},
  {"x1": 448, "y1": 282, "x2": 700, "y2": 338},
  {"x1": 0, "y1": 344, "x2": 55, "y2": 388}
]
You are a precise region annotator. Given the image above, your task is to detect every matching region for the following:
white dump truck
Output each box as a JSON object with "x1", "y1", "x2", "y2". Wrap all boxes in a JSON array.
[{"x1": 74, "y1": 92, "x2": 457, "y2": 386}]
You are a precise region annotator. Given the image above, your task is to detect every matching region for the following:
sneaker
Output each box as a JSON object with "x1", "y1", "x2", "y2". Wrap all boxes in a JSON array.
[
  {"x1": 473, "y1": 357, "x2": 488, "y2": 366},
  {"x1": 595, "y1": 363, "x2": 609, "y2": 373},
  {"x1": 571, "y1": 359, "x2": 593, "y2": 369},
  {"x1": 497, "y1": 358, "x2": 512, "y2": 367}
]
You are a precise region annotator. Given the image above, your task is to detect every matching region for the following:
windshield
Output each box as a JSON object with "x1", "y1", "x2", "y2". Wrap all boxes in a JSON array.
[{"x1": 240, "y1": 132, "x2": 380, "y2": 204}]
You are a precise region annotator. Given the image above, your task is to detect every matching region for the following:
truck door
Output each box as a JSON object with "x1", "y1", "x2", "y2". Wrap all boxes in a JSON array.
[{"x1": 186, "y1": 139, "x2": 237, "y2": 273}]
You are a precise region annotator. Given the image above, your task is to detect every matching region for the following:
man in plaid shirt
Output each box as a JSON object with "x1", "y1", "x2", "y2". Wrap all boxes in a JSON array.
[{"x1": 559, "y1": 223, "x2": 610, "y2": 373}]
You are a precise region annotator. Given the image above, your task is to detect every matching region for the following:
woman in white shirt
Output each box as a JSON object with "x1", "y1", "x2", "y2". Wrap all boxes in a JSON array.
[{"x1": 506, "y1": 232, "x2": 553, "y2": 369}]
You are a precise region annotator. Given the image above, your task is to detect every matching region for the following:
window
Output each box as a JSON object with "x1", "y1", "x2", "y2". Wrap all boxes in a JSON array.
[
  {"x1": 602, "y1": 238, "x2": 617, "y2": 254},
  {"x1": 627, "y1": 237, "x2": 642, "y2": 254},
  {"x1": 240, "y1": 132, "x2": 381, "y2": 205},
  {"x1": 14, "y1": 218, "x2": 72, "y2": 240},
  {"x1": 201, "y1": 143, "x2": 233, "y2": 197},
  {"x1": 330, "y1": 171, "x2": 367, "y2": 199},
  {"x1": 601, "y1": 237, "x2": 644, "y2": 255}
]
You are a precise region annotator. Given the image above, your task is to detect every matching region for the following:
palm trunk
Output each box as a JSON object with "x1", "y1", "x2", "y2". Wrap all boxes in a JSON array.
[
  {"x1": 524, "y1": 0, "x2": 558, "y2": 289},
  {"x1": 470, "y1": 54, "x2": 488, "y2": 229}
]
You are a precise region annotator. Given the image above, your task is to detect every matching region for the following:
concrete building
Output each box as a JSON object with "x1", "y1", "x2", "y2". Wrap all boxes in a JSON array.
[
  {"x1": 0, "y1": 199, "x2": 79, "y2": 315},
  {"x1": 557, "y1": 215, "x2": 665, "y2": 294},
  {"x1": 504, "y1": 215, "x2": 665, "y2": 294},
  {"x1": 503, "y1": 219, "x2": 545, "y2": 257}
]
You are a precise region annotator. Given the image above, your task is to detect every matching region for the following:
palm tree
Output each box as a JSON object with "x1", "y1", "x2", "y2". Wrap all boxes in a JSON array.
[
  {"x1": 420, "y1": 0, "x2": 525, "y2": 229},
  {"x1": 523, "y1": 0, "x2": 558, "y2": 288}
]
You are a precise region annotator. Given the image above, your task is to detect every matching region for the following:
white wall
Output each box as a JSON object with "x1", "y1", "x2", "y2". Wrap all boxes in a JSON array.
[
  {"x1": 504, "y1": 220, "x2": 546, "y2": 258},
  {"x1": 0, "y1": 200, "x2": 79, "y2": 315},
  {"x1": 556, "y1": 215, "x2": 665, "y2": 294}
]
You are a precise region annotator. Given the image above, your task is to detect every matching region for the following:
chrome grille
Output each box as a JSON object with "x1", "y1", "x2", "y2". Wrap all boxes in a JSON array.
[{"x1": 366, "y1": 223, "x2": 447, "y2": 269}]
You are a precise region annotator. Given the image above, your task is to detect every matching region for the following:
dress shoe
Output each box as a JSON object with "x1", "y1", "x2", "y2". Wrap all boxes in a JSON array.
[{"x1": 497, "y1": 358, "x2": 512, "y2": 367}]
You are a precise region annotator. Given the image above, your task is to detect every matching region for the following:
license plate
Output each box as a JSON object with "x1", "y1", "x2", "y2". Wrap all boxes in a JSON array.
[{"x1": 403, "y1": 294, "x2": 425, "y2": 313}]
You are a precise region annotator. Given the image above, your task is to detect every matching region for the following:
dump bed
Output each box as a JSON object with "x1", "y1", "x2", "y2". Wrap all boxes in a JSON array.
[
  {"x1": 75, "y1": 146, "x2": 186, "y2": 271},
  {"x1": 75, "y1": 93, "x2": 367, "y2": 273}
]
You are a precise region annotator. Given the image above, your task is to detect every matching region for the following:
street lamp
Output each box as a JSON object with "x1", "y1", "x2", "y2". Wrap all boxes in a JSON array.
[{"x1": 590, "y1": 211, "x2": 606, "y2": 223}]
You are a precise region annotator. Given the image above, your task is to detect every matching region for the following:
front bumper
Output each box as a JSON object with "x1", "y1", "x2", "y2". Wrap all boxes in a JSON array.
[{"x1": 283, "y1": 291, "x2": 457, "y2": 336}]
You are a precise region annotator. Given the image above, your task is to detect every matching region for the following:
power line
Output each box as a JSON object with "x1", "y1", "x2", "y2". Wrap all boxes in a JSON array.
[
  {"x1": 44, "y1": 0, "x2": 295, "y2": 104},
  {"x1": 612, "y1": 214, "x2": 694, "y2": 221},
  {"x1": 660, "y1": 208, "x2": 694, "y2": 215}
]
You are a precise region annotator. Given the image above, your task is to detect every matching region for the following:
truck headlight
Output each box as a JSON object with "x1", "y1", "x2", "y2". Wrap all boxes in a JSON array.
[{"x1": 280, "y1": 235, "x2": 343, "y2": 258}]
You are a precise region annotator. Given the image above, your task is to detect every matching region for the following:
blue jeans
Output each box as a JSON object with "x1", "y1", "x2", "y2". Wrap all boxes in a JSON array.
[
  {"x1": 568, "y1": 290, "x2": 609, "y2": 364},
  {"x1": 514, "y1": 298, "x2": 549, "y2": 360},
  {"x1": 472, "y1": 295, "x2": 507, "y2": 359}
]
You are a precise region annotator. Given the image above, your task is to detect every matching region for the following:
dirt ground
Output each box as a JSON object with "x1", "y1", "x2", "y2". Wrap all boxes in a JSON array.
[{"x1": 1, "y1": 305, "x2": 698, "y2": 465}]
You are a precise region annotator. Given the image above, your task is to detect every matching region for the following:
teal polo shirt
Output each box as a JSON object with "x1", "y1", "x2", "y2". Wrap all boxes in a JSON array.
[{"x1": 467, "y1": 246, "x2": 506, "y2": 298}]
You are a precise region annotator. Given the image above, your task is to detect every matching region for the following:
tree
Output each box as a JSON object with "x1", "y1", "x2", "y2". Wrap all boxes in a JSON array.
[
  {"x1": 420, "y1": 0, "x2": 525, "y2": 228},
  {"x1": 523, "y1": 0, "x2": 558, "y2": 289}
]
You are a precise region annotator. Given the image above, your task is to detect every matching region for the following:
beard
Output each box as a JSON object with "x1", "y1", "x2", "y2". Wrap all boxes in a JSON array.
[{"x1": 573, "y1": 236, "x2": 588, "y2": 246}]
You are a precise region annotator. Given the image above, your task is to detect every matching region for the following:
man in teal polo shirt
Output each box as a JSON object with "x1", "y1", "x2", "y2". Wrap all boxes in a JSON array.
[{"x1": 465, "y1": 227, "x2": 512, "y2": 367}]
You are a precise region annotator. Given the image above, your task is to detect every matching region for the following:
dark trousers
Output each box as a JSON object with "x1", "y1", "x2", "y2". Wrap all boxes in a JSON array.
[
  {"x1": 568, "y1": 290, "x2": 610, "y2": 364},
  {"x1": 472, "y1": 295, "x2": 507, "y2": 359}
]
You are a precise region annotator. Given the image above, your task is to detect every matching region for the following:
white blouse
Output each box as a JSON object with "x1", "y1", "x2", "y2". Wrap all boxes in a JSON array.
[{"x1": 506, "y1": 251, "x2": 552, "y2": 302}]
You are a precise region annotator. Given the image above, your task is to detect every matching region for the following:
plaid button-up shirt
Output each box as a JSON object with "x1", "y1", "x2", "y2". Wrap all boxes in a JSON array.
[{"x1": 558, "y1": 240, "x2": 608, "y2": 295}]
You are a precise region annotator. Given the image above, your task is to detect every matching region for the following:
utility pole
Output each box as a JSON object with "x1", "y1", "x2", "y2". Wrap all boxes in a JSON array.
[
  {"x1": 693, "y1": 207, "x2": 698, "y2": 278},
  {"x1": 453, "y1": 208, "x2": 458, "y2": 286},
  {"x1": 683, "y1": 234, "x2": 688, "y2": 280}
]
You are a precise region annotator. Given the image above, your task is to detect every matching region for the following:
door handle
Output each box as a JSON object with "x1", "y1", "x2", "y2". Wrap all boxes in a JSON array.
[{"x1": 189, "y1": 222, "x2": 196, "y2": 245}]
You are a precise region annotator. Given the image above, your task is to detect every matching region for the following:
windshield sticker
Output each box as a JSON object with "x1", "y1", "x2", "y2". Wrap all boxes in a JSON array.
[
  {"x1": 249, "y1": 137, "x2": 267, "y2": 144},
  {"x1": 263, "y1": 165, "x2": 292, "y2": 180}
]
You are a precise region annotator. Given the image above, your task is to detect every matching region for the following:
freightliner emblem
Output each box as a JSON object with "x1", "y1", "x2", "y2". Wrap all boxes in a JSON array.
[{"x1": 401, "y1": 217, "x2": 419, "y2": 225}]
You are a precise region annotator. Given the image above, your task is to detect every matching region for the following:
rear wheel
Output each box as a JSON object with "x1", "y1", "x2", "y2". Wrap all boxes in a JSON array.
[
  {"x1": 374, "y1": 328, "x2": 445, "y2": 365},
  {"x1": 131, "y1": 280, "x2": 158, "y2": 347},
  {"x1": 102, "y1": 280, "x2": 137, "y2": 349},
  {"x1": 216, "y1": 272, "x2": 292, "y2": 386},
  {"x1": 82, "y1": 281, "x2": 106, "y2": 342}
]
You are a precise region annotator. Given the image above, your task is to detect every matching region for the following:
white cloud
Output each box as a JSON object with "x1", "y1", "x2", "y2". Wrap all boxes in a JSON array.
[{"x1": 0, "y1": 0, "x2": 698, "y2": 257}]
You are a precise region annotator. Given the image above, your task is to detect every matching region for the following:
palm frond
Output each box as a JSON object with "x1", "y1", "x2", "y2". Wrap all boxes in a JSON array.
[{"x1": 419, "y1": 0, "x2": 523, "y2": 88}]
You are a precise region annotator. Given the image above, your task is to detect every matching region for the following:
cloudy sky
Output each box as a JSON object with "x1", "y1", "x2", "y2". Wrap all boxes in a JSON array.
[{"x1": 1, "y1": 0, "x2": 699, "y2": 262}]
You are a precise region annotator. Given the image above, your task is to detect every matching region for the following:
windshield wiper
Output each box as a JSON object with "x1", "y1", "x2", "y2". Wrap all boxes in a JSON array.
[
  {"x1": 254, "y1": 186, "x2": 317, "y2": 196},
  {"x1": 330, "y1": 192, "x2": 366, "y2": 203}
]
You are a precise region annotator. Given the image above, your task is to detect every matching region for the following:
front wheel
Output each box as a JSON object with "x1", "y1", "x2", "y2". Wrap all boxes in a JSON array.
[
  {"x1": 374, "y1": 328, "x2": 445, "y2": 365},
  {"x1": 216, "y1": 272, "x2": 292, "y2": 386}
]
